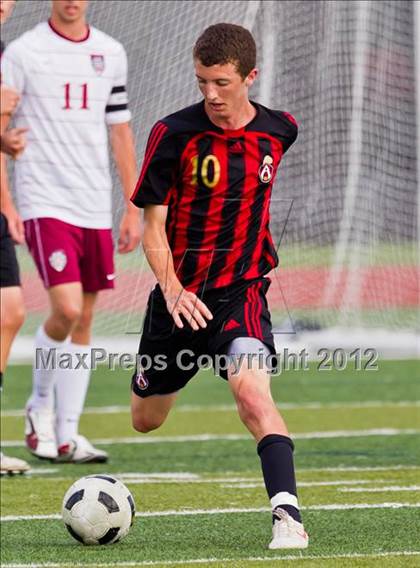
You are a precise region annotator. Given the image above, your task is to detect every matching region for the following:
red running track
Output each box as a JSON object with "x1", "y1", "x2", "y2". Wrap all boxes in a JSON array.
[{"x1": 22, "y1": 265, "x2": 419, "y2": 314}]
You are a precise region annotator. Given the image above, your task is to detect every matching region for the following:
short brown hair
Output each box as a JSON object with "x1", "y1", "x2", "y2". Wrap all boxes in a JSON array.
[{"x1": 193, "y1": 23, "x2": 256, "y2": 79}]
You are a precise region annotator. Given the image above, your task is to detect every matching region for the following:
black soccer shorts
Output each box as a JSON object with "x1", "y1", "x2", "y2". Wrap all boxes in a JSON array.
[
  {"x1": 131, "y1": 277, "x2": 276, "y2": 398},
  {"x1": 0, "y1": 213, "x2": 21, "y2": 288}
]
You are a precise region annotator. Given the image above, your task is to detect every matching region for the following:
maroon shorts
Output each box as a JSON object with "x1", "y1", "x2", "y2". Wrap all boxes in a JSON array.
[{"x1": 24, "y1": 218, "x2": 115, "y2": 292}]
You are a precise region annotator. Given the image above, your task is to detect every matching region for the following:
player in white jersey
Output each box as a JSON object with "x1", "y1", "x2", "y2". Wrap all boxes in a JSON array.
[{"x1": 1, "y1": 0, "x2": 141, "y2": 463}]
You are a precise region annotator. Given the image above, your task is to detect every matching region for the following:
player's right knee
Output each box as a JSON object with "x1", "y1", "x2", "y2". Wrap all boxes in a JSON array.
[{"x1": 236, "y1": 387, "x2": 275, "y2": 428}]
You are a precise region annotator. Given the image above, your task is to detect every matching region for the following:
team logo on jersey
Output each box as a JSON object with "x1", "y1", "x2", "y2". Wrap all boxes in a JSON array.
[
  {"x1": 90, "y1": 54, "x2": 105, "y2": 75},
  {"x1": 135, "y1": 371, "x2": 149, "y2": 391},
  {"x1": 258, "y1": 155, "x2": 274, "y2": 183},
  {"x1": 48, "y1": 250, "x2": 67, "y2": 272}
]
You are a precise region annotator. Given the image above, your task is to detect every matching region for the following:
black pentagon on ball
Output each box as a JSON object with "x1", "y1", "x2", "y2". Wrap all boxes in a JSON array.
[
  {"x1": 98, "y1": 491, "x2": 120, "y2": 513},
  {"x1": 65, "y1": 489, "x2": 84, "y2": 510},
  {"x1": 65, "y1": 523, "x2": 84, "y2": 543},
  {"x1": 127, "y1": 494, "x2": 135, "y2": 525},
  {"x1": 89, "y1": 475, "x2": 117, "y2": 484},
  {"x1": 98, "y1": 526, "x2": 120, "y2": 545}
]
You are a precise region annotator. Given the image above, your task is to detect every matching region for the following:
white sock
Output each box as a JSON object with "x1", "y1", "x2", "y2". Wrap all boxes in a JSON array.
[
  {"x1": 30, "y1": 326, "x2": 69, "y2": 411},
  {"x1": 55, "y1": 342, "x2": 91, "y2": 445}
]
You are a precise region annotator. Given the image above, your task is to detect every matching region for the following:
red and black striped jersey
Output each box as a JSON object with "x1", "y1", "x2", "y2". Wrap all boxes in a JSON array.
[{"x1": 131, "y1": 100, "x2": 298, "y2": 293}]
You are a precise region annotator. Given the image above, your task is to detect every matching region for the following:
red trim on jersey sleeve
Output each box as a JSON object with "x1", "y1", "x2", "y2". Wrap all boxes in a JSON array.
[
  {"x1": 48, "y1": 19, "x2": 90, "y2": 43},
  {"x1": 130, "y1": 122, "x2": 168, "y2": 202},
  {"x1": 283, "y1": 112, "x2": 298, "y2": 127}
]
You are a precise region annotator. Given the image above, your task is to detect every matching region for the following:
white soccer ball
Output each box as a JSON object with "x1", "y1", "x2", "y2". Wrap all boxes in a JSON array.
[{"x1": 62, "y1": 474, "x2": 135, "y2": 545}]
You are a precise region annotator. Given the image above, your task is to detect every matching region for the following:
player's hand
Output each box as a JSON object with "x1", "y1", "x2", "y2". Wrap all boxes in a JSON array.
[
  {"x1": 0, "y1": 85, "x2": 20, "y2": 116},
  {"x1": 0, "y1": 128, "x2": 28, "y2": 159},
  {"x1": 118, "y1": 209, "x2": 142, "y2": 254},
  {"x1": 2, "y1": 204, "x2": 25, "y2": 244},
  {"x1": 164, "y1": 285, "x2": 213, "y2": 331}
]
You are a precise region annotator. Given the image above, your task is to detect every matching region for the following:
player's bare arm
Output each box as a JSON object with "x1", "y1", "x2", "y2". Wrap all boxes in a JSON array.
[
  {"x1": 0, "y1": 127, "x2": 27, "y2": 159},
  {"x1": 143, "y1": 204, "x2": 213, "y2": 330},
  {"x1": 110, "y1": 122, "x2": 141, "y2": 254},
  {"x1": 0, "y1": 84, "x2": 20, "y2": 117},
  {"x1": 0, "y1": 116, "x2": 24, "y2": 244},
  {"x1": 0, "y1": 74, "x2": 27, "y2": 160}
]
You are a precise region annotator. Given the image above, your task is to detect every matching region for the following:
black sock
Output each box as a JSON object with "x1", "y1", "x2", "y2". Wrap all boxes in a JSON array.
[
  {"x1": 0, "y1": 371, "x2": 3, "y2": 391},
  {"x1": 257, "y1": 434, "x2": 301, "y2": 523}
]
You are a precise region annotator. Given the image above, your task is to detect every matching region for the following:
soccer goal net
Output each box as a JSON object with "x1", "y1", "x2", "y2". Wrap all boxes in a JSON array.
[{"x1": 3, "y1": 0, "x2": 419, "y2": 358}]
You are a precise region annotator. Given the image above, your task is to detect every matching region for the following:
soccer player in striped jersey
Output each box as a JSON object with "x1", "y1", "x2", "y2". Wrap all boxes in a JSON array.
[
  {"x1": 130, "y1": 24, "x2": 308, "y2": 549},
  {"x1": 1, "y1": 0, "x2": 141, "y2": 463}
]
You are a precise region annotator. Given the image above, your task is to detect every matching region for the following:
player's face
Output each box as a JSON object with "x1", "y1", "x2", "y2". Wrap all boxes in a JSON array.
[
  {"x1": 51, "y1": 0, "x2": 88, "y2": 23},
  {"x1": 195, "y1": 60, "x2": 257, "y2": 120},
  {"x1": 0, "y1": 0, "x2": 16, "y2": 24}
]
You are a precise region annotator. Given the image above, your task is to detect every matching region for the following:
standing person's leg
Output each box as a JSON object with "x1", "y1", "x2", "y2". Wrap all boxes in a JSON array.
[
  {"x1": 0, "y1": 287, "x2": 25, "y2": 376},
  {"x1": 24, "y1": 218, "x2": 85, "y2": 459},
  {"x1": 0, "y1": 213, "x2": 29, "y2": 474},
  {"x1": 0, "y1": 214, "x2": 25, "y2": 381},
  {"x1": 55, "y1": 291, "x2": 108, "y2": 462},
  {"x1": 0, "y1": 286, "x2": 28, "y2": 475},
  {"x1": 26, "y1": 282, "x2": 83, "y2": 459},
  {"x1": 54, "y1": 225, "x2": 114, "y2": 463}
]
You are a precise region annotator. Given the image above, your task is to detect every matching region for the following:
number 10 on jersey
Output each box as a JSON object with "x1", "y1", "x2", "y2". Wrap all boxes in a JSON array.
[{"x1": 63, "y1": 83, "x2": 89, "y2": 110}]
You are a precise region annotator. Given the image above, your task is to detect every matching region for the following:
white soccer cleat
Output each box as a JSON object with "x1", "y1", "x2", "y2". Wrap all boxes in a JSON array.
[
  {"x1": 269, "y1": 507, "x2": 309, "y2": 549},
  {"x1": 56, "y1": 434, "x2": 108, "y2": 463},
  {"x1": 0, "y1": 452, "x2": 30, "y2": 475},
  {"x1": 25, "y1": 406, "x2": 57, "y2": 459}
]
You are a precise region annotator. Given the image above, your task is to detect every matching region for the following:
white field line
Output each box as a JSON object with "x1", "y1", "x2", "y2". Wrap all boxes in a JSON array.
[
  {"x1": 2, "y1": 502, "x2": 420, "y2": 522},
  {"x1": 2, "y1": 428, "x2": 419, "y2": 448},
  {"x1": 7, "y1": 466, "x2": 418, "y2": 479},
  {"x1": 20, "y1": 475, "x2": 386, "y2": 487},
  {"x1": 2, "y1": 400, "x2": 420, "y2": 417},
  {"x1": 122, "y1": 466, "x2": 420, "y2": 476},
  {"x1": 221, "y1": 483, "x2": 265, "y2": 489},
  {"x1": 340, "y1": 485, "x2": 420, "y2": 493},
  {"x1": 120, "y1": 472, "x2": 200, "y2": 479},
  {"x1": 4, "y1": 551, "x2": 420, "y2": 568},
  {"x1": 179, "y1": 401, "x2": 420, "y2": 411},
  {"x1": 25, "y1": 468, "x2": 58, "y2": 476},
  {"x1": 125, "y1": 478, "x2": 384, "y2": 487},
  {"x1": 31, "y1": 466, "x2": 420, "y2": 478},
  {"x1": 3, "y1": 551, "x2": 420, "y2": 568}
]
